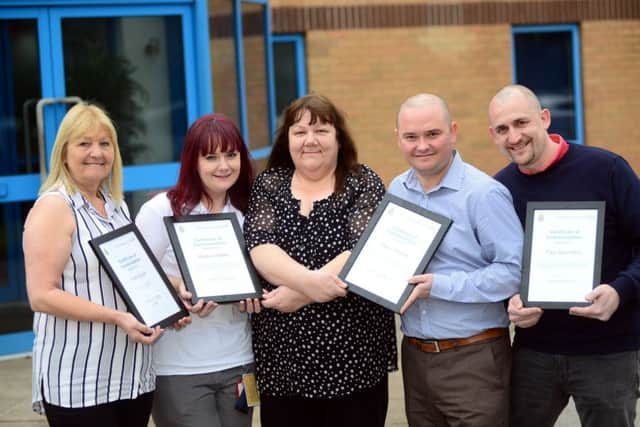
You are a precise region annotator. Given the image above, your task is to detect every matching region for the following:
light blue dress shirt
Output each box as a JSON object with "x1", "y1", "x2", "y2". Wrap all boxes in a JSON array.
[{"x1": 388, "y1": 151, "x2": 523, "y2": 339}]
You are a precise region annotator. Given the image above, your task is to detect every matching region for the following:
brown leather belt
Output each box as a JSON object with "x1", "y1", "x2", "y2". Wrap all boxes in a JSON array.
[{"x1": 407, "y1": 328, "x2": 507, "y2": 353}]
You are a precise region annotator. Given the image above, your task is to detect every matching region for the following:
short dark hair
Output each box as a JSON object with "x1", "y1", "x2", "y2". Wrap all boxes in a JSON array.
[{"x1": 267, "y1": 94, "x2": 359, "y2": 191}]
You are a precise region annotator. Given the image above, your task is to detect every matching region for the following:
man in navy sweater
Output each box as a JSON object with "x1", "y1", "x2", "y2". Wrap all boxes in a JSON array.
[{"x1": 488, "y1": 84, "x2": 640, "y2": 427}]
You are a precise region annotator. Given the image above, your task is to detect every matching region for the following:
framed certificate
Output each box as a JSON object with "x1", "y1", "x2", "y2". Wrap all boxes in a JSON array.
[
  {"x1": 89, "y1": 224, "x2": 189, "y2": 328},
  {"x1": 164, "y1": 213, "x2": 261, "y2": 303},
  {"x1": 521, "y1": 201, "x2": 605, "y2": 309},
  {"x1": 339, "y1": 193, "x2": 452, "y2": 312}
]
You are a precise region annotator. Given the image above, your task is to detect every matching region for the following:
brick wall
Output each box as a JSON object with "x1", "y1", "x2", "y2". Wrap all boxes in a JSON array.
[
  {"x1": 206, "y1": 0, "x2": 640, "y2": 179},
  {"x1": 269, "y1": 2, "x2": 640, "y2": 181},
  {"x1": 582, "y1": 20, "x2": 640, "y2": 167},
  {"x1": 303, "y1": 24, "x2": 513, "y2": 184}
]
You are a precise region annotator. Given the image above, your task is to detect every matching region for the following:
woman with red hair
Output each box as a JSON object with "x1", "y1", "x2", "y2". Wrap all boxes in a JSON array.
[{"x1": 136, "y1": 113, "x2": 259, "y2": 427}]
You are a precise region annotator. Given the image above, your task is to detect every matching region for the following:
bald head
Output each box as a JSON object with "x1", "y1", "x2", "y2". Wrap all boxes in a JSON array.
[
  {"x1": 489, "y1": 84, "x2": 542, "y2": 118},
  {"x1": 397, "y1": 93, "x2": 452, "y2": 128}
]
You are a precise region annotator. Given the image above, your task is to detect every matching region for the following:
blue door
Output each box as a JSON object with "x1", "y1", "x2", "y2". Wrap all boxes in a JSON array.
[{"x1": 0, "y1": 0, "x2": 212, "y2": 356}]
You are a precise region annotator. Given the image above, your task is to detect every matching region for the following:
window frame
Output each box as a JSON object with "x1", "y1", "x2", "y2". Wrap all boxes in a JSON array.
[
  {"x1": 233, "y1": 0, "x2": 276, "y2": 160},
  {"x1": 272, "y1": 33, "x2": 308, "y2": 107},
  {"x1": 511, "y1": 24, "x2": 584, "y2": 145}
]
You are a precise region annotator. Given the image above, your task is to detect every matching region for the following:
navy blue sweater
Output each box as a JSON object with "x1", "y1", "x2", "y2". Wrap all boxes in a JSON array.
[{"x1": 495, "y1": 142, "x2": 640, "y2": 354}]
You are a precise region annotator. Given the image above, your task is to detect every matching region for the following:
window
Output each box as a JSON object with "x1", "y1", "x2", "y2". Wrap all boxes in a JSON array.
[
  {"x1": 512, "y1": 25, "x2": 584, "y2": 144},
  {"x1": 233, "y1": 0, "x2": 276, "y2": 160},
  {"x1": 272, "y1": 34, "x2": 307, "y2": 118}
]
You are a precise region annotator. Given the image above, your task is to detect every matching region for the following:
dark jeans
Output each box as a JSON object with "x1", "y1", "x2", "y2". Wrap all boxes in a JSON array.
[
  {"x1": 511, "y1": 347, "x2": 640, "y2": 427},
  {"x1": 260, "y1": 375, "x2": 389, "y2": 427},
  {"x1": 42, "y1": 391, "x2": 153, "y2": 427}
]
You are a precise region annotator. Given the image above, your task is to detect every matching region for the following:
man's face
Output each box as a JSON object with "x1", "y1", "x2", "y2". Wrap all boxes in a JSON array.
[
  {"x1": 488, "y1": 92, "x2": 551, "y2": 170},
  {"x1": 396, "y1": 105, "x2": 456, "y2": 186}
]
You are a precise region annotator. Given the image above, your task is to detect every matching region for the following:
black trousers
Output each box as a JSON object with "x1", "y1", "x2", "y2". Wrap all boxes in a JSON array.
[
  {"x1": 260, "y1": 375, "x2": 389, "y2": 427},
  {"x1": 42, "y1": 391, "x2": 153, "y2": 427}
]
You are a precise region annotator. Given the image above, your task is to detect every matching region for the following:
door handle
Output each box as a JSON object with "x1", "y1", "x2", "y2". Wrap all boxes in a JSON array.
[{"x1": 36, "y1": 97, "x2": 83, "y2": 183}]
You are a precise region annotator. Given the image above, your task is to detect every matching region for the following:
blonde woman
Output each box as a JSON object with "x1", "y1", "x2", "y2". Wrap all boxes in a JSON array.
[{"x1": 23, "y1": 103, "x2": 163, "y2": 427}]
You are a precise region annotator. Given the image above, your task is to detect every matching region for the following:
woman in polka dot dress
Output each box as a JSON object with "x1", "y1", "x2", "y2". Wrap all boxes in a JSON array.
[{"x1": 244, "y1": 94, "x2": 397, "y2": 427}]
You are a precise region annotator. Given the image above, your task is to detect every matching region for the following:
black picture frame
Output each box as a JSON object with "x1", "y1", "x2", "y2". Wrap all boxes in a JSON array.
[
  {"x1": 339, "y1": 193, "x2": 452, "y2": 313},
  {"x1": 521, "y1": 201, "x2": 605, "y2": 309},
  {"x1": 89, "y1": 223, "x2": 189, "y2": 329},
  {"x1": 164, "y1": 213, "x2": 262, "y2": 304}
]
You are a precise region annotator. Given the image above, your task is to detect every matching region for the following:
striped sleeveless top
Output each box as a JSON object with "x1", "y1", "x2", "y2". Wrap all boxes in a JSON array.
[{"x1": 31, "y1": 188, "x2": 154, "y2": 413}]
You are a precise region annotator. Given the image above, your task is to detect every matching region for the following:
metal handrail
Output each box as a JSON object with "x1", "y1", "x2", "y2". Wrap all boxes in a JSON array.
[{"x1": 36, "y1": 97, "x2": 83, "y2": 183}]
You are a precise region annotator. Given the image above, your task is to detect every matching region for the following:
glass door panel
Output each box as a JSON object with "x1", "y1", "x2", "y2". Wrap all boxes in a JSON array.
[
  {"x1": 0, "y1": 5, "x2": 203, "y2": 348},
  {"x1": 0, "y1": 17, "x2": 44, "y2": 203},
  {"x1": 0, "y1": 202, "x2": 32, "y2": 334},
  {"x1": 0, "y1": 17, "x2": 41, "y2": 332},
  {"x1": 55, "y1": 9, "x2": 193, "y2": 215},
  {"x1": 61, "y1": 15, "x2": 187, "y2": 166}
]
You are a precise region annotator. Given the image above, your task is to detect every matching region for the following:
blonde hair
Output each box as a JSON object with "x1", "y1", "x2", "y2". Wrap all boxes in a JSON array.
[{"x1": 40, "y1": 103, "x2": 123, "y2": 205}]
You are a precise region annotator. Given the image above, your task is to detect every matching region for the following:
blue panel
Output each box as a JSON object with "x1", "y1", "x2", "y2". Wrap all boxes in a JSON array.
[
  {"x1": 0, "y1": 331, "x2": 33, "y2": 357},
  {"x1": 294, "y1": 36, "x2": 307, "y2": 96},
  {"x1": 251, "y1": 146, "x2": 272, "y2": 160},
  {"x1": 0, "y1": 175, "x2": 40, "y2": 203},
  {"x1": 47, "y1": 5, "x2": 194, "y2": 19},
  {"x1": 1, "y1": 1, "x2": 192, "y2": 6},
  {"x1": 571, "y1": 27, "x2": 584, "y2": 146},
  {"x1": 0, "y1": 9, "x2": 44, "y2": 18},
  {"x1": 178, "y1": 7, "x2": 199, "y2": 125},
  {"x1": 194, "y1": 0, "x2": 213, "y2": 114},
  {"x1": 513, "y1": 24, "x2": 577, "y2": 34},
  {"x1": 123, "y1": 163, "x2": 180, "y2": 191}
]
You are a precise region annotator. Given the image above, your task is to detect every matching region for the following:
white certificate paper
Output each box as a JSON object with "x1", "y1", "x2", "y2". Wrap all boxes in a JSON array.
[
  {"x1": 346, "y1": 205, "x2": 441, "y2": 303},
  {"x1": 165, "y1": 214, "x2": 261, "y2": 303},
  {"x1": 172, "y1": 221, "x2": 255, "y2": 296},
  {"x1": 340, "y1": 194, "x2": 451, "y2": 312},
  {"x1": 522, "y1": 202, "x2": 605, "y2": 308},
  {"x1": 98, "y1": 230, "x2": 184, "y2": 327}
]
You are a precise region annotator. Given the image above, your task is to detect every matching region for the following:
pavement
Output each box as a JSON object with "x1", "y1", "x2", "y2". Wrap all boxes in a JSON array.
[{"x1": 0, "y1": 321, "x2": 632, "y2": 426}]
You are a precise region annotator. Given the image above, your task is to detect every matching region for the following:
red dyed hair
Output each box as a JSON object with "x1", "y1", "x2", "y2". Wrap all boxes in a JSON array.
[{"x1": 167, "y1": 113, "x2": 254, "y2": 217}]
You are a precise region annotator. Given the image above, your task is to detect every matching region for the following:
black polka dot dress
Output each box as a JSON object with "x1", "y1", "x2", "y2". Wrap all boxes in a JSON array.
[{"x1": 244, "y1": 164, "x2": 398, "y2": 399}]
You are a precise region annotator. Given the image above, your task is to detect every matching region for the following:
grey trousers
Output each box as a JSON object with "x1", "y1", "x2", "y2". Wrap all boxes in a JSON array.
[{"x1": 152, "y1": 364, "x2": 254, "y2": 427}]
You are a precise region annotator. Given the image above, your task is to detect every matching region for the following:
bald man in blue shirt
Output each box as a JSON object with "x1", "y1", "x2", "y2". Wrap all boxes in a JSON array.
[{"x1": 389, "y1": 93, "x2": 523, "y2": 426}]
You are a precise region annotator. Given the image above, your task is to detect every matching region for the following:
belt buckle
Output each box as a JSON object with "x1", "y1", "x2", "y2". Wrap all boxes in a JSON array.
[{"x1": 424, "y1": 339, "x2": 440, "y2": 353}]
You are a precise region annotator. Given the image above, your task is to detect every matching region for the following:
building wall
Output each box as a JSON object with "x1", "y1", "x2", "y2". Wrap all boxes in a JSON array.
[
  {"x1": 582, "y1": 20, "x2": 640, "y2": 163},
  {"x1": 304, "y1": 25, "x2": 513, "y2": 183},
  {"x1": 270, "y1": 0, "x2": 640, "y2": 183}
]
